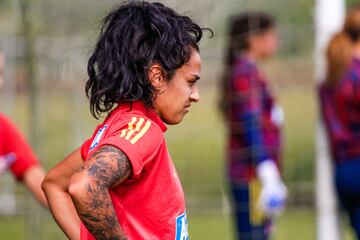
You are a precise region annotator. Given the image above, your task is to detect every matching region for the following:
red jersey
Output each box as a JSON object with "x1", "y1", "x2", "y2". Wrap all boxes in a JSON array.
[
  {"x1": 0, "y1": 113, "x2": 39, "y2": 180},
  {"x1": 80, "y1": 101, "x2": 188, "y2": 240}
]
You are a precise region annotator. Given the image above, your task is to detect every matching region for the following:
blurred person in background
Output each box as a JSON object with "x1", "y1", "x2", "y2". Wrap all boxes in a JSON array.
[
  {"x1": 220, "y1": 13, "x2": 287, "y2": 240},
  {"x1": 319, "y1": 5, "x2": 360, "y2": 239},
  {"x1": 42, "y1": 1, "x2": 210, "y2": 239},
  {"x1": 0, "y1": 52, "x2": 47, "y2": 207}
]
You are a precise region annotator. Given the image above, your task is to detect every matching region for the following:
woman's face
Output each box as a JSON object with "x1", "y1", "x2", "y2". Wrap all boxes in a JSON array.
[
  {"x1": 249, "y1": 27, "x2": 279, "y2": 59},
  {"x1": 152, "y1": 49, "x2": 201, "y2": 125}
]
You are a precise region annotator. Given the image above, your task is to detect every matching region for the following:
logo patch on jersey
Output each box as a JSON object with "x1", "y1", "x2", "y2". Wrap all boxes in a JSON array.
[
  {"x1": 89, "y1": 125, "x2": 107, "y2": 151},
  {"x1": 120, "y1": 117, "x2": 151, "y2": 144},
  {"x1": 175, "y1": 212, "x2": 188, "y2": 240}
]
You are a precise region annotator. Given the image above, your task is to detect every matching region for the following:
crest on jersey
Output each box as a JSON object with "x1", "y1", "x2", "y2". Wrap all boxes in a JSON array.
[
  {"x1": 175, "y1": 212, "x2": 188, "y2": 240},
  {"x1": 89, "y1": 125, "x2": 107, "y2": 151}
]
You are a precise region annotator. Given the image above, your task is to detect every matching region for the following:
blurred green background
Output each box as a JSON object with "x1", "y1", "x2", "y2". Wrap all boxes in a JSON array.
[{"x1": 0, "y1": 0, "x2": 357, "y2": 239}]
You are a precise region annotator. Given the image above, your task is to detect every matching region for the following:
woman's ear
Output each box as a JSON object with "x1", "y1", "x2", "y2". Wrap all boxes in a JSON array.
[{"x1": 148, "y1": 63, "x2": 166, "y2": 89}]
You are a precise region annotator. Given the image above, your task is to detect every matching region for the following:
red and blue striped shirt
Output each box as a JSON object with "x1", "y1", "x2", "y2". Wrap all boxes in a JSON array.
[
  {"x1": 320, "y1": 58, "x2": 360, "y2": 163},
  {"x1": 226, "y1": 55, "x2": 282, "y2": 182}
]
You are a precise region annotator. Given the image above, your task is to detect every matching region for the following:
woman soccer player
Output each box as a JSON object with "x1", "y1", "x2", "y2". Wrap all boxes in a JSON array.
[
  {"x1": 220, "y1": 13, "x2": 287, "y2": 240},
  {"x1": 42, "y1": 1, "x2": 210, "y2": 239},
  {"x1": 0, "y1": 52, "x2": 47, "y2": 207},
  {"x1": 319, "y1": 5, "x2": 360, "y2": 239}
]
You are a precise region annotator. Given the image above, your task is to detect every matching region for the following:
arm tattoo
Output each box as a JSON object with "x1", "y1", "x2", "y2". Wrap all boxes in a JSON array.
[{"x1": 72, "y1": 145, "x2": 132, "y2": 240}]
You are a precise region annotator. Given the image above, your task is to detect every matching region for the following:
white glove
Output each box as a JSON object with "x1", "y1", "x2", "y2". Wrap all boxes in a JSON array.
[
  {"x1": 271, "y1": 105, "x2": 284, "y2": 127},
  {"x1": 256, "y1": 160, "x2": 287, "y2": 216},
  {"x1": 0, "y1": 153, "x2": 16, "y2": 175}
]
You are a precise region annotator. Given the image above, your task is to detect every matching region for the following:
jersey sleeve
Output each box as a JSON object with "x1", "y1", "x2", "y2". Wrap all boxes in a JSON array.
[
  {"x1": 80, "y1": 138, "x2": 92, "y2": 160},
  {"x1": 97, "y1": 116, "x2": 164, "y2": 180},
  {"x1": 0, "y1": 114, "x2": 39, "y2": 181}
]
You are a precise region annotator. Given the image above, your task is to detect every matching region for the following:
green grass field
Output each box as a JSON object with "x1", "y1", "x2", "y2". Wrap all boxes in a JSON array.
[
  {"x1": 0, "y1": 209, "x2": 317, "y2": 239},
  {"x1": 189, "y1": 208, "x2": 318, "y2": 240}
]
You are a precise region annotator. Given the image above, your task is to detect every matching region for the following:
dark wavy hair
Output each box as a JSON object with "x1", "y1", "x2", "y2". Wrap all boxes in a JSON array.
[
  {"x1": 86, "y1": 1, "x2": 211, "y2": 118},
  {"x1": 224, "y1": 12, "x2": 274, "y2": 70}
]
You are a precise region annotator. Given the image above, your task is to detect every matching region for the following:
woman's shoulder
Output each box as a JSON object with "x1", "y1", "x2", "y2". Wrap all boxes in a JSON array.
[
  {"x1": 0, "y1": 113, "x2": 7, "y2": 120},
  {"x1": 107, "y1": 108, "x2": 165, "y2": 142},
  {"x1": 0, "y1": 113, "x2": 14, "y2": 127}
]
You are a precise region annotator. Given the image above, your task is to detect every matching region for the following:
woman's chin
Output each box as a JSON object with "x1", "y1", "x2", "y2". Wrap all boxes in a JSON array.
[{"x1": 161, "y1": 116, "x2": 184, "y2": 125}]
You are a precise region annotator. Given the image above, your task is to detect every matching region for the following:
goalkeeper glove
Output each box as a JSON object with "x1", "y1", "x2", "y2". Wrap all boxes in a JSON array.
[{"x1": 256, "y1": 159, "x2": 287, "y2": 216}]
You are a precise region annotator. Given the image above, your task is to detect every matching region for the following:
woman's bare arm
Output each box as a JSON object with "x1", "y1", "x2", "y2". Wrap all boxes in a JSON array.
[
  {"x1": 68, "y1": 145, "x2": 132, "y2": 240},
  {"x1": 23, "y1": 165, "x2": 48, "y2": 207},
  {"x1": 42, "y1": 148, "x2": 83, "y2": 240}
]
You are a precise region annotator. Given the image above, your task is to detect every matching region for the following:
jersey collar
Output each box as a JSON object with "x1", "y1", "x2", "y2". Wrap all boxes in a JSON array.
[{"x1": 118, "y1": 101, "x2": 167, "y2": 132}]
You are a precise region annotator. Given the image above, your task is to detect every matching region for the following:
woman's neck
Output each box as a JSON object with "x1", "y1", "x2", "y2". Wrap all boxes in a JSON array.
[{"x1": 243, "y1": 50, "x2": 260, "y2": 62}]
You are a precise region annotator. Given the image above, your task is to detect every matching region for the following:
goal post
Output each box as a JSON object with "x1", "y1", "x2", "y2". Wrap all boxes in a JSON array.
[{"x1": 315, "y1": 0, "x2": 345, "y2": 239}]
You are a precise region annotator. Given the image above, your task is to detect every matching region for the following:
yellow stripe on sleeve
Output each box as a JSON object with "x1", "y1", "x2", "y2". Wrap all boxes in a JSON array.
[
  {"x1": 128, "y1": 117, "x2": 137, "y2": 130},
  {"x1": 120, "y1": 117, "x2": 136, "y2": 139},
  {"x1": 135, "y1": 118, "x2": 145, "y2": 131},
  {"x1": 120, "y1": 129, "x2": 127, "y2": 138},
  {"x1": 125, "y1": 117, "x2": 144, "y2": 140},
  {"x1": 130, "y1": 120, "x2": 151, "y2": 144}
]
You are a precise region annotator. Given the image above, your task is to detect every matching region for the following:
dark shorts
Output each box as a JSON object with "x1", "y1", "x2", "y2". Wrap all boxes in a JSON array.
[{"x1": 335, "y1": 159, "x2": 360, "y2": 239}]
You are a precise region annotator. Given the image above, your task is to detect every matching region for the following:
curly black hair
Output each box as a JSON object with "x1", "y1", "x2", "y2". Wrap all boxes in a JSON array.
[{"x1": 85, "y1": 1, "x2": 211, "y2": 118}]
